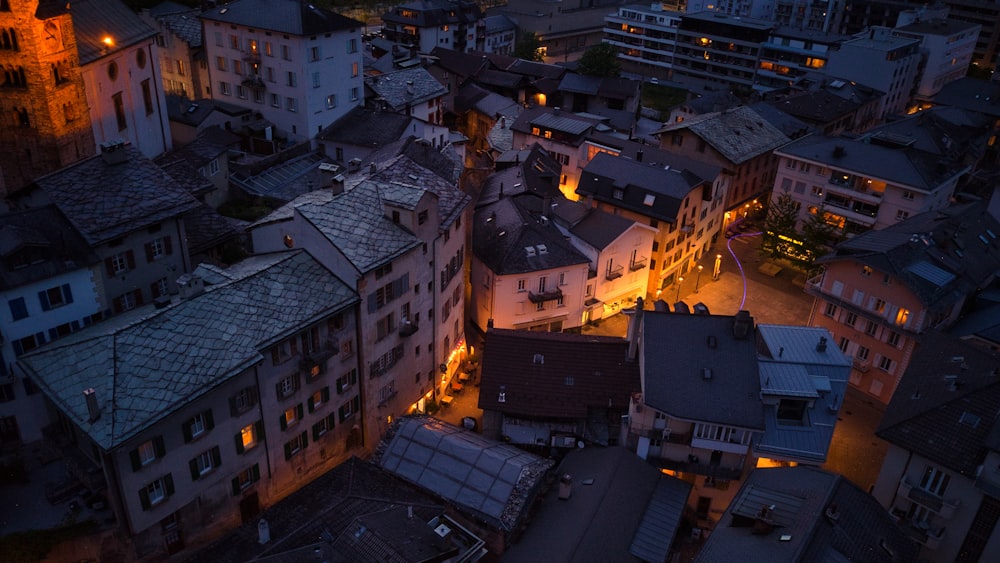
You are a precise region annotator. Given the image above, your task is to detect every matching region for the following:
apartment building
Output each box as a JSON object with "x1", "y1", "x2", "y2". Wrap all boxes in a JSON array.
[
  {"x1": 381, "y1": 0, "x2": 482, "y2": 55},
  {"x1": 509, "y1": 106, "x2": 605, "y2": 200},
  {"x1": 773, "y1": 0, "x2": 845, "y2": 32},
  {"x1": 604, "y1": 3, "x2": 684, "y2": 81},
  {"x1": 364, "y1": 66, "x2": 447, "y2": 125},
  {"x1": 140, "y1": 2, "x2": 210, "y2": 99},
  {"x1": 199, "y1": 0, "x2": 364, "y2": 143},
  {"x1": 892, "y1": 17, "x2": 980, "y2": 102},
  {"x1": 15, "y1": 250, "x2": 363, "y2": 558},
  {"x1": 806, "y1": 202, "x2": 1000, "y2": 404},
  {"x1": 755, "y1": 26, "x2": 846, "y2": 91},
  {"x1": 825, "y1": 27, "x2": 921, "y2": 118},
  {"x1": 873, "y1": 334, "x2": 1000, "y2": 561}
]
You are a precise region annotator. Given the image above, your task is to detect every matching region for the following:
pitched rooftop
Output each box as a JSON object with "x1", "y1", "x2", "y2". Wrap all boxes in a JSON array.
[
  {"x1": 72, "y1": 0, "x2": 157, "y2": 65},
  {"x1": 198, "y1": 0, "x2": 361, "y2": 36},
  {"x1": 365, "y1": 66, "x2": 448, "y2": 111},
  {"x1": 655, "y1": 106, "x2": 791, "y2": 164},
  {"x1": 0, "y1": 206, "x2": 99, "y2": 291}
]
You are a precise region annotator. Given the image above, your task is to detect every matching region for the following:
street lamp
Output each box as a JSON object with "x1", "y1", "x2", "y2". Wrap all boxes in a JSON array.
[
  {"x1": 713, "y1": 254, "x2": 722, "y2": 280},
  {"x1": 695, "y1": 265, "x2": 704, "y2": 293},
  {"x1": 675, "y1": 276, "x2": 684, "y2": 303}
]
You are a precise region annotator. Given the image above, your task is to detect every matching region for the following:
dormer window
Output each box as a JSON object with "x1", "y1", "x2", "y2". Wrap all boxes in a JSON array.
[
  {"x1": 613, "y1": 188, "x2": 624, "y2": 200},
  {"x1": 643, "y1": 194, "x2": 655, "y2": 206}
]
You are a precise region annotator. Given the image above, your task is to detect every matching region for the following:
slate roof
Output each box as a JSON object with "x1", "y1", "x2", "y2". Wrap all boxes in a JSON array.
[
  {"x1": 375, "y1": 416, "x2": 554, "y2": 532},
  {"x1": 154, "y1": 158, "x2": 214, "y2": 199},
  {"x1": 867, "y1": 106, "x2": 991, "y2": 158},
  {"x1": 509, "y1": 106, "x2": 603, "y2": 145},
  {"x1": 365, "y1": 153, "x2": 471, "y2": 229},
  {"x1": 478, "y1": 329, "x2": 640, "y2": 418},
  {"x1": 199, "y1": 0, "x2": 361, "y2": 36},
  {"x1": 365, "y1": 67, "x2": 448, "y2": 111},
  {"x1": 317, "y1": 107, "x2": 413, "y2": 148},
  {"x1": 33, "y1": 145, "x2": 201, "y2": 246},
  {"x1": 71, "y1": 0, "x2": 157, "y2": 65},
  {"x1": 17, "y1": 250, "x2": 358, "y2": 450},
  {"x1": 455, "y1": 82, "x2": 519, "y2": 117},
  {"x1": 229, "y1": 152, "x2": 332, "y2": 203},
  {"x1": 183, "y1": 203, "x2": 249, "y2": 255},
  {"x1": 473, "y1": 196, "x2": 590, "y2": 276},
  {"x1": 583, "y1": 131, "x2": 723, "y2": 184},
  {"x1": 559, "y1": 74, "x2": 638, "y2": 100},
  {"x1": 932, "y1": 77, "x2": 1000, "y2": 118},
  {"x1": 503, "y1": 447, "x2": 690, "y2": 563},
  {"x1": 475, "y1": 68, "x2": 528, "y2": 90},
  {"x1": 641, "y1": 310, "x2": 764, "y2": 430},
  {"x1": 188, "y1": 457, "x2": 448, "y2": 563},
  {"x1": 696, "y1": 466, "x2": 918, "y2": 563},
  {"x1": 877, "y1": 332, "x2": 1000, "y2": 477},
  {"x1": 428, "y1": 46, "x2": 490, "y2": 79},
  {"x1": 149, "y1": 2, "x2": 204, "y2": 48},
  {"x1": 156, "y1": 126, "x2": 241, "y2": 170},
  {"x1": 656, "y1": 106, "x2": 791, "y2": 165},
  {"x1": 381, "y1": 0, "x2": 482, "y2": 27},
  {"x1": 747, "y1": 102, "x2": 815, "y2": 139},
  {"x1": 358, "y1": 136, "x2": 464, "y2": 187},
  {"x1": 164, "y1": 95, "x2": 252, "y2": 127},
  {"x1": 770, "y1": 89, "x2": 860, "y2": 126},
  {"x1": 816, "y1": 201, "x2": 1000, "y2": 307},
  {"x1": 0, "y1": 207, "x2": 100, "y2": 291},
  {"x1": 576, "y1": 151, "x2": 707, "y2": 223},
  {"x1": 553, "y1": 200, "x2": 643, "y2": 251},
  {"x1": 476, "y1": 144, "x2": 563, "y2": 207}
]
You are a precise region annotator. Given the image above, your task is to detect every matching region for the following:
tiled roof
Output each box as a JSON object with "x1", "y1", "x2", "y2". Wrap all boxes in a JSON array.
[
  {"x1": 556, "y1": 200, "x2": 643, "y2": 251},
  {"x1": 476, "y1": 68, "x2": 528, "y2": 89},
  {"x1": 72, "y1": 0, "x2": 157, "y2": 65},
  {"x1": 365, "y1": 67, "x2": 448, "y2": 111},
  {"x1": 584, "y1": 132, "x2": 723, "y2": 183},
  {"x1": 641, "y1": 310, "x2": 764, "y2": 430},
  {"x1": 478, "y1": 329, "x2": 640, "y2": 419},
  {"x1": 366, "y1": 154, "x2": 471, "y2": 229},
  {"x1": 771, "y1": 89, "x2": 861, "y2": 124},
  {"x1": 576, "y1": 152, "x2": 706, "y2": 223},
  {"x1": 18, "y1": 250, "x2": 359, "y2": 450},
  {"x1": 477, "y1": 144, "x2": 563, "y2": 207},
  {"x1": 656, "y1": 106, "x2": 791, "y2": 164},
  {"x1": 932, "y1": 77, "x2": 1000, "y2": 118},
  {"x1": 696, "y1": 466, "x2": 918, "y2": 563},
  {"x1": 877, "y1": 332, "x2": 1000, "y2": 477},
  {"x1": 357, "y1": 136, "x2": 463, "y2": 187},
  {"x1": 317, "y1": 107, "x2": 413, "y2": 147},
  {"x1": 817, "y1": 202, "x2": 1000, "y2": 306},
  {"x1": 164, "y1": 95, "x2": 252, "y2": 126},
  {"x1": 154, "y1": 158, "x2": 214, "y2": 198},
  {"x1": 33, "y1": 145, "x2": 201, "y2": 246},
  {"x1": 188, "y1": 457, "x2": 446, "y2": 563},
  {"x1": 183, "y1": 203, "x2": 249, "y2": 255},
  {"x1": 429, "y1": 46, "x2": 490, "y2": 78},
  {"x1": 229, "y1": 152, "x2": 332, "y2": 203},
  {"x1": 0, "y1": 206, "x2": 100, "y2": 291},
  {"x1": 151, "y1": 3, "x2": 204, "y2": 48},
  {"x1": 199, "y1": 0, "x2": 361, "y2": 36},
  {"x1": 376, "y1": 416, "x2": 553, "y2": 532}
]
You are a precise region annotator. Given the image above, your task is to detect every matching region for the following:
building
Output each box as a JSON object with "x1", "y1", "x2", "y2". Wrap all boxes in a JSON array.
[
  {"x1": 480, "y1": 14, "x2": 517, "y2": 55},
  {"x1": 576, "y1": 151, "x2": 724, "y2": 297},
  {"x1": 141, "y1": 1, "x2": 210, "y2": 100},
  {"x1": 318, "y1": 107, "x2": 451, "y2": 167},
  {"x1": 0, "y1": 206, "x2": 102, "y2": 445},
  {"x1": 249, "y1": 152, "x2": 471, "y2": 447},
  {"x1": 696, "y1": 466, "x2": 918, "y2": 562},
  {"x1": 155, "y1": 125, "x2": 242, "y2": 209},
  {"x1": 556, "y1": 73, "x2": 641, "y2": 131},
  {"x1": 893, "y1": 16, "x2": 980, "y2": 102},
  {"x1": 825, "y1": 27, "x2": 921, "y2": 118},
  {"x1": 0, "y1": 0, "x2": 95, "y2": 198},
  {"x1": 773, "y1": 0, "x2": 845, "y2": 32},
  {"x1": 380, "y1": 0, "x2": 482, "y2": 55},
  {"x1": 806, "y1": 201, "x2": 1000, "y2": 404},
  {"x1": 873, "y1": 333, "x2": 1000, "y2": 561},
  {"x1": 497, "y1": 0, "x2": 619, "y2": 64},
  {"x1": 671, "y1": 11, "x2": 775, "y2": 92},
  {"x1": 15, "y1": 250, "x2": 363, "y2": 558},
  {"x1": 199, "y1": 0, "x2": 365, "y2": 144},
  {"x1": 509, "y1": 106, "x2": 605, "y2": 199},
  {"x1": 755, "y1": 26, "x2": 846, "y2": 92},
  {"x1": 655, "y1": 105, "x2": 789, "y2": 231},
  {"x1": 477, "y1": 329, "x2": 641, "y2": 446},
  {"x1": 767, "y1": 79, "x2": 884, "y2": 135},
  {"x1": 364, "y1": 66, "x2": 447, "y2": 124}
]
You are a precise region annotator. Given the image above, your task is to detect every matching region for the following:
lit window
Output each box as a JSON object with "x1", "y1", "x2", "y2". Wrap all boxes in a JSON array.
[
  {"x1": 138, "y1": 441, "x2": 156, "y2": 465},
  {"x1": 895, "y1": 308, "x2": 910, "y2": 326}
]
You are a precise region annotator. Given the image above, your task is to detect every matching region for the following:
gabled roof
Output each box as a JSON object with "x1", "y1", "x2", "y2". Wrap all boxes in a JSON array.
[
  {"x1": 475, "y1": 68, "x2": 528, "y2": 90},
  {"x1": 553, "y1": 200, "x2": 645, "y2": 251},
  {"x1": 17, "y1": 251, "x2": 358, "y2": 450},
  {"x1": 877, "y1": 332, "x2": 1000, "y2": 477},
  {"x1": 32, "y1": 145, "x2": 200, "y2": 246},
  {"x1": 696, "y1": 466, "x2": 918, "y2": 563},
  {"x1": 360, "y1": 135, "x2": 464, "y2": 186},
  {"x1": 366, "y1": 66, "x2": 448, "y2": 111},
  {"x1": 770, "y1": 89, "x2": 861, "y2": 125},
  {"x1": 429, "y1": 46, "x2": 490, "y2": 78},
  {"x1": 183, "y1": 203, "x2": 249, "y2": 256},
  {"x1": 478, "y1": 329, "x2": 640, "y2": 420},
  {"x1": 164, "y1": 95, "x2": 252, "y2": 127},
  {"x1": 156, "y1": 126, "x2": 241, "y2": 169},
  {"x1": 558, "y1": 74, "x2": 638, "y2": 100},
  {"x1": 375, "y1": 416, "x2": 554, "y2": 532},
  {"x1": 641, "y1": 310, "x2": 764, "y2": 429},
  {"x1": 72, "y1": 0, "x2": 157, "y2": 65},
  {"x1": 932, "y1": 77, "x2": 1000, "y2": 118},
  {"x1": 365, "y1": 152, "x2": 471, "y2": 229},
  {"x1": 229, "y1": 152, "x2": 332, "y2": 203},
  {"x1": 149, "y1": 2, "x2": 203, "y2": 48},
  {"x1": 317, "y1": 107, "x2": 415, "y2": 148},
  {"x1": 0, "y1": 206, "x2": 99, "y2": 291},
  {"x1": 199, "y1": 0, "x2": 361, "y2": 36},
  {"x1": 816, "y1": 202, "x2": 1000, "y2": 306},
  {"x1": 656, "y1": 106, "x2": 791, "y2": 165},
  {"x1": 576, "y1": 152, "x2": 706, "y2": 223},
  {"x1": 509, "y1": 106, "x2": 603, "y2": 145},
  {"x1": 584, "y1": 132, "x2": 723, "y2": 183},
  {"x1": 477, "y1": 144, "x2": 563, "y2": 207}
]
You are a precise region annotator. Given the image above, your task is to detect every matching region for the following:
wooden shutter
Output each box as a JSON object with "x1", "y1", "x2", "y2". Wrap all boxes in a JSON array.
[
  {"x1": 229, "y1": 394, "x2": 239, "y2": 417},
  {"x1": 283, "y1": 442, "x2": 292, "y2": 460},
  {"x1": 211, "y1": 446, "x2": 221, "y2": 468},
  {"x1": 164, "y1": 236, "x2": 173, "y2": 255},
  {"x1": 296, "y1": 403, "x2": 304, "y2": 420},
  {"x1": 145, "y1": 242, "x2": 154, "y2": 263},
  {"x1": 321, "y1": 387, "x2": 330, "y2": 403},
  {"x1": 189, "y1": 458, "x2": 200, "y2": 481},
  {"x1": 105, "y1": 257, "x2": 115, "y2": 276},
  {"x1": 312, "y1": 422, "x2": 321, "y2": 441},
  {"x1": 307, "y1": 394, "x2": 315, "y2": 413},
  {"x1": 255, "y1": 419, "x2": 265, "y2": 440},
  {"x1": 182, "y1": 420, "x2": 193, "y2": 443},
  {"x1": 300, "y1": 430, "x2": 308, "y2": 450},
  {"x1": 129, "y1": 448, "x2": 141, "y2": 472},
  {"x1": 139, "y1": 486, "x2": 151, "y2": 510},
  {"x1": 153, "y1": 436, "x2": 165, "y2": 458},
  {"x1": 234, "y1": 431, "x2": 245, "y2": 454},
  {"x1": 125, "y1": 250, "x2": 136, "y2": 270},
  {"x1": 231, "y1": 476, "x2": 241, "y2": 496},
  {"x1": 279, "y1": 413, "x2": 287, "y2": 431},
  {"x1": 61, "y1": 284, "x2": 73, "y2": 304},
  {"x1": 204, "y1": 409, "x2": 214, "y2": 430},
  {"x1": 164, "y1": 474, "x2": 174, "y2": 496}
]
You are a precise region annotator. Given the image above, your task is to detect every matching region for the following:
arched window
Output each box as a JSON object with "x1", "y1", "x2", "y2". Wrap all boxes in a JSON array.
[
  {"x1": 15, "y1": 107, "x2": 29, "y2": 127},
  {"x1": 1, "y1": 29, "x2": 10, "y2": 50}
]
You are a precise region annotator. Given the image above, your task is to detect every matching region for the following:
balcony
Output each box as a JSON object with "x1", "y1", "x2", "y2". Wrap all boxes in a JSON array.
[
  {"x1": 241, "y1": 73, "x2": 266, "y2": 90},
  {"x1": 528, "y1": 288, "x2": 563, "y2": 304},
  {"x1": 650, "y1": 455, "x2": 744, "y2": 480},
  {"x1": 605, "y1": 265, "x2": 624, "y2": 281},
  {"x1": 897, "y1": 477, "x2": 961, "y2": 518},
  {"x1": 629, "y1": 256, "x2": 648, "y2": 271},
  {"x1": 398, "y1": 320, "x2": 418, "y2": 337},
  {"x1": 853, "y1": 357, "x2": 870, "y2": 373},
  {"x1": 892, "y1": 510, "x2": 945, "y2": 551}
]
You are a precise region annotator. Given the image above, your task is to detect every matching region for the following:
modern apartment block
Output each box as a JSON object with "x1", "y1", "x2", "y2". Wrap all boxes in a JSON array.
[
  {"x1": 604, "y1": 3, "x2": 684, "y2": 81},
  {"x1": 199, "y1": 0, "x2": 365, "y2": 143},
  {"x1": 892, "y1": 16, "x2": 980, "y2": 102},
  {"x1": 755, "y1": 26, "x2": 845, "y2": 91},
  {"x1": 381, "y1": 0, "x2": 482, "y2": 55},
  {"x1": 825, "y1": 27, "x2": 921, "y2": 118}
]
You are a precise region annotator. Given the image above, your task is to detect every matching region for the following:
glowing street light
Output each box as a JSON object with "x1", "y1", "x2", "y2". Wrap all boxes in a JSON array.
[
  {"x1": 675, "y1": 276, "x2": 684, "y2": 303},
  {"x1": 695, "y1": 265, "x2": 704, "y2": 293},
  {"x1": 713, "y1": 253, "x2": 722, "y2": 280}
]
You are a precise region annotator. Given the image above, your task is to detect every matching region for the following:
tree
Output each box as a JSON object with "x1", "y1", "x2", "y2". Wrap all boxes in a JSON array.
[
  {"x1": 800, "y1": 206, "x2": 837, "y2": 266},
  {"x1": 514, "y1": 31, "x2": 543, "y2": 62},
  {"x1": 576, "y1": 43, "x2": 621, "y2": 77},
  {"x1": 761, "y1": 193, "x2": 800, "y2": 259}
]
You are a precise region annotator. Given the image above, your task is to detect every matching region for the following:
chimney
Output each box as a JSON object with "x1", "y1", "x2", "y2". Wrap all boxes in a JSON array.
[
  {"x1": 83, "y1": 388, "x2": 100, "y2": 422},
  {"x1": 542, "y1": 195, "x2": 552, "y2": 218},
  {"x1": 499, "y1": 182, "x2": 504, "y2": 199},
  {"x1": 732, "y1": 310, "x2": 752, "y2": 339},
  {"x1": 331, "y1": 174, "x2": 345, "y2": 195},
  {"x1": 405, "y1": 80, "x2": 415, "y2": 96},
  {"x1": 100, "y1": 140, "x2": 129, "y2": 165},
  {"x1": 258, "y1": 518, "x2": 271, "y2": 544},
  {"x1": 636, "y1": 149, "x2": 643, "y2": 163},
  {"x1": 627, "y1": 297, "x2": 644, "y2": 360},
  {"x1": 816, "y1": 336, "x2": 827, "y2": 352},
  {"x1": 369, "y1": 162, "x2": 377, "y2": 175},
  {"x1": 177, "y1": 273, "x2": 205, "y2": 300}
]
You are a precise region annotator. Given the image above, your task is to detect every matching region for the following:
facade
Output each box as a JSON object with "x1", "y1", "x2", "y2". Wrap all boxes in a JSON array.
[
  {"x1": 318, "y1": 108, "x2": 451, "y2": 167},
  {"x1": 15, "y1": 250, "x2": 363, "y2": 558},
  {"x1": 825, "y1": 27, "x2": 921, "y2": 118},
  {"x1": 773, "y1": 0, "x2": 845, "y2": 32},
  {"x1": 249, "y1": 154, "x2": 471, "y2": 447},
  {"x1": 873, "y1": 333, "x2": 1000, "y2": 561},
  {"x1": 510, "y1": 106, "x2": 604, "y2": 200},
  {"x1": 199, "y1": 0, "x2": 365, "y2": 144},
  {"x1": 480, "y1": 14, "x2": 516, "y2": 55},
  {"x1": 381, "y1": 0, "x2": 482, "y2": 55},
  {"x1": 140, "y1": 2, "x2": 210, "y2": 100},
  {"x1": 672, "y1": 11, "x2": 775, "y2": 91},
  {"x1": 892, "y1": 17, "x2": 980, "y2": 102},
  {"x1": 498, "y1": 0, "x2": 615, "y2": 64},
  {"x1": 604, "y1": 4, "x2": 684, "y2": 81},
  {"x1": 755, "y1": 26, "x2": 845, "y2": 91},
  {"x1": 557, "y1": 73, "x2": 641, "y2": 131},
  {"x1": 576, "y1": 152, "x2": 723, "y2": 298},
  {"x1": 364, "y1": 66, "x2": 447, "y2": 124},
  {"x1": 0, "y1": 207, "x2": 102, "y2": 445},
  {"x1": 806, "y1": 202, "x2": 1000, "y2": 404},
  {"x1": 0, "y1": 0, "x2": 95, "y2": 199}
]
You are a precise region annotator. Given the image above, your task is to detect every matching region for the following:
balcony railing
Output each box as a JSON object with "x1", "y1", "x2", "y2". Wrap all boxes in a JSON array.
[
  {"x1": 649, "y1": 455, "x2": 744, "y2": 480},
  {"x1": 629, "y1": 256, "x2": 648, "y2": 271},
  {"x1": 853, "y1": 357, "x2": 870, "y2": 373},
  {"x1": 605, "y1": 265, "x2": 624, "y2": 281},
  {"x1": 398, "y1": 320, "x2": 418, "y2": 337},
  {"x1": 898, "y1": 477, "x2": 961, "y2": 518},
  {"x1": 892, "y1": 510, "x2": 945, "y2": 551},
  {"x1": 528, "y1": 288, "x2": 563, "y2": 303}
]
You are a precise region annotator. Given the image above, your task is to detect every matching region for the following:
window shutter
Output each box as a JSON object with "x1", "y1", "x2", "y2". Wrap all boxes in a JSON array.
[
  {"x1": 229, "y1": 395, "x2": 239, "y2": 417},
  {"x1": 322, "y1": 387, "x2": 330, "y2": 403},
  {"x1": 153, "y1": 436, "x2": 165, "y2": 458},
  {"x1": 145, "y1": 242, "x2": 154, "y2": 263},
  {"x1": 231, "y1": 476, "x2": 241, "y2": 496},
  {"x1": 234, "y1": 431, "x2": 245, "y2": 454},
  {"x1": 9, "y1": 297, "x2": 27, "y2": 320},
  {"x1": 182, "y1": 420, "x2": 193, "y2": 443},
  {"x1": 130, "y1": 449, "x2": 141, "y2": 472},
  {"x1": 255, "y1": 420, "x2": 265, "y2": 440},
  {"x1": 71, "y1": 320, "x2": 80, "y2": 331},
  {"x1": 164, "y1": 236, "x2": 173, "y2": 255},
  {"x1": 139, "y1": 487, "x2": 151, "y2": 510},
  {"x1": 126, "y1": 250, "x2": 136, "y2": 270},
  {"x1": 301, "y1": 431, "x2": 308, "y2": 449},
  {"x1": 307, "y1": 395, "x2": 315, "y2": 413},
  {"x1": 113, "y1": 296, "x2": 123, "y2": 314},
  {"x1": 327, "y1": 413, "x2": 336, "y2": 430},
  {"x1": 283, "y1": 442, "x2": 292, "y2": 460},
  {"x1": 164, "y1": 474, "x2": 175, "y2": 496},
  {"x1": 279, "y1": 413, "x2": 287, "y2": 431},
  {"x1": 294, "y1": 374, "x2": 301, "y2": 391},
  {"x1": 204, "y1": 409, "x2": 214, "y2": 430},
  {"x1": 367, "y1": 292, "x2": 376, "y2": 313},
  {"x1": 62, "y1": 284, "x2": 73, "y2": 304},
  {"x1": 48, "y1": 328, "x2": 58, "y2": 341},
  {"x1": 211, "y1": 446, "x2": 221, "y2": 468},
  {"x1": 189, "y1": 458, "x2": 200, "y2": 481},
  {"x1": 133, "y1": 289, "x2": 144, "y2": 306},
  {"x1": 296, "y1": 403, "x2": 304, "y2": 420},
  {"x1": 249, "y1": 387, "x2": 258, "y2": 407},
  {"x1": 275, "y1": 381, "x2": 282, "y2": 399},
  {"x1": 36, "y1": 331, "x2": 46, "y2": 344},
  {"x1": 151, "y1": 281, "x2": 161, "y2": 299},
  {"x1": 251, "y1": 463, "x2": 260, "y2": 481},
  {"x1": 105, "y1": 257, "x2": 115, "y2": 276},
  {"x1": 38, "y1": 290, "x2": 50, "y2": 311},
  {"x1": 312, "y1": 422, "x2": 320, "y2": 441}
]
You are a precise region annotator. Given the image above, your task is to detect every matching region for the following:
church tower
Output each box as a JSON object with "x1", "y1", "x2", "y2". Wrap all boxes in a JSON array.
[{"x1": 0, "y1": 0, "x2": 95, "y2": 201}]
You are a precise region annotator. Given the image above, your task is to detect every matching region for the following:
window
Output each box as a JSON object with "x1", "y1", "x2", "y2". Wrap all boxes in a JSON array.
[
  {"x1": 887, "y1": 330, "x2": 902, "y2": 348},
  {"x1": 350, "y1": 87, "x2": 359, "y2": 101},
  {"x1": 348, "y1": 38, "x2": 358, "y2": 53},
  {"x1": 8, "y1": 297, "x2": 27, "y2": 320},
  {"x1": 307, "y1": 387, "x2": 330, "y2": 412},
  {"x1": 188, "y1": 446, "x2": 221, "y2": 480},
  {"x1": 902, "y1": 190, "x2": 915, "y2": 200},
  {"x1": 286, "y1": 71, "x2": 297, "y2": 87},
  {"x1": 229, "y1": 387, "x2": 258, "y2": 416},
  {"x1": 220, "y1": 81, "x2": 231, "y2": 96},
  {"x1": 613, "y1": 188, "x2": 624, "y2": 200},
  {"x1": 275, "y1": 374, "x2": 300, "y2": 399},
  {"x1": 279, "y1": 403, "x2": 304, "y2": 430},
  {"x1": 237, "y1": 85, "x2": 247, "y2": 99},
  {"x1": 339, "y1": 395, "x2": 361, "y2": 421},
  {"x1": 106, "y1": 250, "x2": 134, "y2": 276},
  {"x1": 845, "y1": 312, "x2": 857, "y2": 327},
  {"x1": 309, "y1": 46, "x2": 320, "y2": 61},
  {"x1": 139, "y1": 474, "x2": 174, "y2": 510},
  {"x1": 839, "y1": 337, "x2": 850, "y2": 353},
  {"x1": 824, "y1": 303, "x2": 837, "y2": 317},
  {"x1": 312, "y1": 412, "x2": 336, "y2": 440},
  {"x1": 286, "y1": 97, "x2": 298, "y2": 112},
  {"x1": 129, "y1": 437, "x2": 165, "y2": 470},
  {"x1": 215, "y1": 32, "x2": 223, "y2": 47},
  {"x1": 857, "y1": 345, "x2": 870, "y2": 360},
  {"x1": 878, "y1": 356, "x2": 893, "y2": 372},
  {"x1": 38, "y1": 284, "x2": 73, "y2": 310},
  {"x1": 776, "y1": 399, "x2": 807, "y2": 425},
  {"x1": 234, "y1": 420, "x2": 264, "y2": 454},
  {"x1": 264, "y1": 41, "x2": 273, "y2": 56},
  {"x1": 145, "y1": 237, "x2": 172, "y2": 262},
  {"x1": 229, "y1": 35, "x2": 239, "y2": 50},
  {"x1": 271, "y1": 93, "x2": 280, "y2": 107},
  {"x1": 141, "y1": 79, "x2": 154, "y2": 115},
  {"x1": 896, "y1": 210, "x2": 909, "y2": 221},
  {"x1": 0, "y1": 384, "x2": 13, "y2": 403},
  {"x1": 351, "y1": 62, "x2": 359, "y2": 77},
  {"x1": 895, "y1": 308, "x2": 910, "y2": 326},
  {"x1": 231, "y1": 464, "x2": 260, "y2": 495},
  {"x1": 182, "y1": 410, "x2": 214, "y2": 442},
  {"x1": 336, "y1": 368, "x2": 357, "y2": 394},
  {"x1": 378, "y1": 379, "x2": 396, "y2": 404},
  {"x1": 216, "y1": 56, "x2": 227, "y2": 71},
  {"x1": 326, "y1": 94, "x2": 337, "y2": 109},
  {"x1": 865, "y1": 320, "x2": 878, "y2": 336},
  {"x1": 284, "y1": 432, "x2": 308, "y2": 460},
  {"x1": 281, "y1": 44, "x2": 291, "y2": 61},
  {"x1": 861, "y1": 265, "x2": 872, "y2": 277},
  {"x1": 873, "y1": 298, "x2": 886, "y2": 314},
  {"x1": 919, "y1": 465, "x2": 951, "y2": 496},
  {"x1": 112, "y1": 92, "x2": 127, "y2": 130}
]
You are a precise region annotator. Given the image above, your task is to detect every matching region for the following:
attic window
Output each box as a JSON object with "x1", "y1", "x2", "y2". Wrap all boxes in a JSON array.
[
  {"x1": 613, "y1": 188, "x2": 624, "y2": 200},
  {"x1": 498, "y1": 385, "x2": 506, "y2": 403},
  {"x1": 537, "y1": 244, "x2": 548, "y2": 254},
  {"x1": 643, "y1": 194, "x2": 655, "y2": 206},
  {"x1": 533, "y1": 353, "x2": 544, "y2": 365},
  {"x1": 959, "y1": 411, "x2": 981, "y2": 428},
  {"x1": 525, "y1": 246, "x2": 537, "y2": 257},
  {"x1": 979, "y1": 234, "x2": 990, "y2": 245},
  {"x1": 565, "y1": 376, "x2": 574, "y2": 386}
]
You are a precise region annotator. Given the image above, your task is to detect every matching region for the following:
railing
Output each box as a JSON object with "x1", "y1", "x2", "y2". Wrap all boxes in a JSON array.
[
  {"x1": 649, "y1": 456, "x2": 744, "y2": 480},
  {"x1": 629, "y1": 256, "x2": 648, "y2": 271},
  {"x1": 528, "y1": 288, "x2": 563, "y2": 304},
  {"x1": 605, "y1": 265, "x2": 624, "y2": 281},
  {"x1": 399, "y1": 320, "x2": 418, "y2": 337},
  {"x1": 853, "y1": 357, "x2": 870, "y2": 373},
  {"x1": 898, "y1": 477, "x2": 961, "y2": 518}
]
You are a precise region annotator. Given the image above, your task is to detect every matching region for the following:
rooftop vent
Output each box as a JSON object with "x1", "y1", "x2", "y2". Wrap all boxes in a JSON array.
[
  {"x1": 537, "y1": 244, "x2": 548, "y2": 254},
  {"x1": 732, "y1": 310, "x2": 752, "y2": 339},
  {"x1": 525, "y1": 246, "x2": 536, "y2": 257},
  {"x1": 702, "y1": 368, "x2": 713, "y2": 380},
  {"x1": 100, "y1": 140, "x2": 128, "y2": 165},
  {"x1": 816, "y1": 336, "x2": 827, "y2": 352},
  {"x1": 83, "y1": 388, "x2": 100, "y2": 422},
  {"x1": 498, "y1": 385, "x2": 506, "y2": 403}
]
